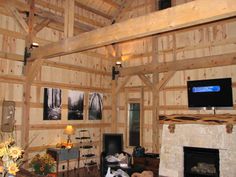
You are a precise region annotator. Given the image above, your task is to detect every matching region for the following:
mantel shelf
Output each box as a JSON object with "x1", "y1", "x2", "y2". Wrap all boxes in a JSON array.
[{"x1": 159, "y1": 114, "x2": 236, "y2": 125}]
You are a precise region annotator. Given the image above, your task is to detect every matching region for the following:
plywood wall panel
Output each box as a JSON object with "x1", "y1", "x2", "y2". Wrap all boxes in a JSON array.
[
  {"x1": 29, "y1": 129, "x2": 63, "y2": 147},
  {"x1": 0, "y1": 14, "x2": 22, "y2": 33},
  {"x1": 143, "y1": 91, "x2": 152, "y2": 106},
  {"x1": 36, "y1": 27, "x2": 62, "y2": 42}
]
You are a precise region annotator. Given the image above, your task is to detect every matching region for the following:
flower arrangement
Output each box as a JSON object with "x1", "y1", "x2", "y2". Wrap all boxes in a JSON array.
[
  {"x1": 29, "y1": 153, "x2": 55, "y2": 176},
  {"x1": 0, "y1": 139, "x2": 24, "y2": 176}
]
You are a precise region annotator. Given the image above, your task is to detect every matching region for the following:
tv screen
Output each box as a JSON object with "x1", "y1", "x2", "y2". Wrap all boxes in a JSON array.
[
  {"x1": 103, "y1": 133, "x2": 123, "y2": 155},
  {"x1": 187, "y1": 78, "x2": 233, "y2": 109}
]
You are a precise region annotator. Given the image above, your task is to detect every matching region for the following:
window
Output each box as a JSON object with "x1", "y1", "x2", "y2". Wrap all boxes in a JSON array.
[{"x1": 128, "y1": 103, "x2": 140, "y2": 147}]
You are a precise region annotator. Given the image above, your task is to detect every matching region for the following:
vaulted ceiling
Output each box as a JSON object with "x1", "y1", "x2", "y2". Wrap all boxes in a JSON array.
[
  {"x1": 0, "y1": 0, "x2": 128, "y2": 34},
  {"x1": 1, "y1": 0, "x2": 236, "y2": 63}
]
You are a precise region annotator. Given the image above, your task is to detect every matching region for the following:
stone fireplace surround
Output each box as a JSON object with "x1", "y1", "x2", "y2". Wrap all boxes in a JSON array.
[{"x1": 159, "y1": 124, "x2": 236, "y2": 177}]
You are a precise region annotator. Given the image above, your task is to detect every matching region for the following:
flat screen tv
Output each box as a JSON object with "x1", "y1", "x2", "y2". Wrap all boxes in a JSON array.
[
  {"x1": 187, "y1": 78, "x2": 233, "y2": 109},
  {"x1": 103, "y1": 133, "x2": 123, "y2": 155}
]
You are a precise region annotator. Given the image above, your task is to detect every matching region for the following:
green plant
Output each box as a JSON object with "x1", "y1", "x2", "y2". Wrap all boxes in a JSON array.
[{"x1": 29, "y1": 153, "x2": 55, "y2": 176}]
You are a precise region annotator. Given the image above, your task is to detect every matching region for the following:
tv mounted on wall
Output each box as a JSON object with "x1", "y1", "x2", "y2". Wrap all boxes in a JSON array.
[{"x1": 187, "y1": 78, "x2": 233, "y2": 109}]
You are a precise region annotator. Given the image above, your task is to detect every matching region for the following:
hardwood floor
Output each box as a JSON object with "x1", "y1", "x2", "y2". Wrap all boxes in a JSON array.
[
  {"x1": 57, "y1": 167, "x2": 100, "y2": 177},
  {"x1": 18, "y1": 167, "x2": 163, "y2": 177},
  {"x1": 17, "y1": 167, "x2": 100, "y2": 177}
]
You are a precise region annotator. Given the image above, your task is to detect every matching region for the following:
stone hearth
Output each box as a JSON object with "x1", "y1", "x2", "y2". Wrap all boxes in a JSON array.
[{"x1": 159, "y1": 124, "x2": 236, "y2": 177}]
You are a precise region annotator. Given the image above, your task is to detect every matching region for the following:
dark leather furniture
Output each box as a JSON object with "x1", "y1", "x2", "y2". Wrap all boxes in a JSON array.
[{"x1": 100, "y1": 133, "x2": 131, "y2": 177}]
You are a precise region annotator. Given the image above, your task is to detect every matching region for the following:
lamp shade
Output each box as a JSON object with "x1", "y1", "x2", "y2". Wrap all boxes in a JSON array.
[{"x1": 64, "y1": 125, "x2": 75, "y2": 135}]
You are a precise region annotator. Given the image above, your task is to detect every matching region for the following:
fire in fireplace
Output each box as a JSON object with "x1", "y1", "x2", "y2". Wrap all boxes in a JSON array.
[{"x1": 184, "y1": 147, "x2": 219, "y2": 177}]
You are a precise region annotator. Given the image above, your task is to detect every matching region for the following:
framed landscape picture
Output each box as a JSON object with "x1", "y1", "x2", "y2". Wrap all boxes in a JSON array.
[
  {"x1": 88, "y1": 92, "x2": 103, "y2": 120},
  {"x1": 68, "y1": 90, "x2": 84, "y2": 120},
  {"x1": 43, "y1": 88, "x2": 62, "y2": 120}
]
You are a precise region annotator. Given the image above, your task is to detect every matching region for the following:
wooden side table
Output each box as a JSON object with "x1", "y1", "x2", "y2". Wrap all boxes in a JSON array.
[{"x1": 46, "y1": 147, "x2": 80, "y2": 174}]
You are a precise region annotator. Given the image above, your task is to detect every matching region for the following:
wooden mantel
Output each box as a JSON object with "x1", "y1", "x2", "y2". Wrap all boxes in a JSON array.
[
  {"x1": 29, "y1": 0, "x2": 236, "y2": 60},
  {"x1": 160, "y1": 114, "x2": 236, "y2": 125}
]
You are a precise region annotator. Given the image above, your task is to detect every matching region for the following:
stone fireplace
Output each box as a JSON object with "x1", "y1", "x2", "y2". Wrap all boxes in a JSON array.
[{"x1": 159, "y1": 124, "x2": 236, "y2": 177}]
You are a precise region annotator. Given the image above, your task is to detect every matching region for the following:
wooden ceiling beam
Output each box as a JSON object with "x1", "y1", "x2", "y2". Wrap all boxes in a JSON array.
[
  {"x1": 157, "y1": 71, "x2": 176, "y2": 91},
  {"x1": 75, "y1": 0, "x2": 113, "y2": 20},
  {"x1": 64, "y1": 0, "x2": 75, "y2": 38},
  {"x1": 26, "y1": 59, "x2": 44, "y2": 84},
  {"x1": 0, "y1": 0, "x2": 28, "y2": 12},
  {"x1": 0, "y1": 26, "x2": 112, "y2": 62},
  {"x1": 138, "y1": 74, "x2": 153, "y2": 89},
  {"x1": 0, "y1": 51, "x2": 23, "y2": 61},
  {"x1": 102, "y1": 0, "x2": 121, "y2": 9},
  {"x1": 0, "y1": 75, "x2": 25, "y2": 84},
  {"x1": 35, "y1": 0, "x2": 105, "y2": 27},
  {"x1": 26, "y1": 0, "x2": 35, "y2": 47},
  {"x1": 34, "y1": 8, "x2": 95, "y2": 32},
  {"x1": 115, "y1": 76, "x2": 131, "y2": 94},
  {"x1": 0, "y1": 26, "x2": 52, "y2": 46},
  {"x1": 111, "y1": 0, "x2": 134, "y2": 22},
  {"x1": 46, "y1": 21, "x2": 83, "y2": 34},
  {"x1": 7, "y1": 6, "x2": 29, "y2": 33},
  {"x1": 0, "y1": 7, "x2": 83, "y2": 35},
  {"x1": 0, "y1": 0, "x2": 95, "y2": 32},
  {"x1": 29, "y1": 0, "x2": 236, "y2": 60},
  {"x1": 34, "y1": 19, "x2": 51, "y2": 34},
  {"x1": 43, "y1": 60, "x2": 110, "y2": 76},
  {"x1": 120, "y1": 52, "x2": 236, "y2": 76}
]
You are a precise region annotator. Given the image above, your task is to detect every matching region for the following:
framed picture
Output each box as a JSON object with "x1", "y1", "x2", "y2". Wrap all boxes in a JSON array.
[
  {"x1": 68, "y1": 90, "x2": 84, "y2": 120},
  {"x1": 88, "y1": 92, "x2": 103, "y2": 120},
  {"x1": 1, "y1": 100, "x2": 15, "y2": 132},
  {"x1": 43, "y1": 88, "x2": 62, "y2": 120}
]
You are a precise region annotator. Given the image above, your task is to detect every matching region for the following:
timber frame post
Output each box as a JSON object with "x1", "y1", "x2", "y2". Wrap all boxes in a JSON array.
[
  {"x1": 21, "y1": 0, "x2": 44, "y2": 161},
  {"x1": 151, "y1": 0, "x2": 159, "y2": 153},
  {"x1": 111, "y1": 79, "x2": 117, "y2": 132},
  {"x1": 21, "y1": 0, "x2": 35, "y2": 158},
  {"x1": 108, "y1": 45, "x2": 118, "y2": 133},
  {"x1": 152, "y1": 35, "x2": 160, "y2": 153}
]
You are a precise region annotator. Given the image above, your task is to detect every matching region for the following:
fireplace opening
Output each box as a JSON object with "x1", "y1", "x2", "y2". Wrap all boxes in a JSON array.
[{"x1": 184, "y1": 147, "x2": 219, "y2": 177}]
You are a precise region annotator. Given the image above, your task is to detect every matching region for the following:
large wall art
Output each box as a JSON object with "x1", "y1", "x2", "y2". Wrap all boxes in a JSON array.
[
  {"x1": 43, "y1": 88, "x2": 62, "y2": 120},
  {"x1": 68, "y1": 90, "x2": 84, "y2": 120},
  {"x1": 88, "y1": 92, "x2": 103, "y2": 120}
]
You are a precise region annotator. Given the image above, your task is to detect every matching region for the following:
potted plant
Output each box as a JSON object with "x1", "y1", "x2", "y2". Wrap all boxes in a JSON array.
[{"x1": 29, "y1": 153, "x2": 55, "y2": 176}]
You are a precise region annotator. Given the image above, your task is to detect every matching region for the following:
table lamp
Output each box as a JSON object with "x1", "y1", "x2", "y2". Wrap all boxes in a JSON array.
[{"x1": 64, "y1": 125, "x2": 75, "y2": 146}]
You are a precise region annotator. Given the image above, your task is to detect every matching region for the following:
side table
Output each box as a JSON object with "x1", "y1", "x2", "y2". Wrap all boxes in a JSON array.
[{"x1": 46, "y1": 147, "x2": 80, "y2": 174}]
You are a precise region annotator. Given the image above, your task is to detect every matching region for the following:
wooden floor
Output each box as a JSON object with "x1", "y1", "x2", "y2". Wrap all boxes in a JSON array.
[
  {"x1": 17, "y1": 167, "x2": 100, "y2": 177},
  {"x1": 18, "y1": 167, "x2": 163, "y2": 177},
  {"x1": 57, "y1": 167, "x2": 100, "y2": 177}
]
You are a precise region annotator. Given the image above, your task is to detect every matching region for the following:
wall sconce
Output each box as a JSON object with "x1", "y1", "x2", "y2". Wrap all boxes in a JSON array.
[
  {"x1": 112, "y1": 61, "x2": 122, "y2": 80},
  {"x1": 23, "y1": 42, "x2": 39, "y2": 65}
]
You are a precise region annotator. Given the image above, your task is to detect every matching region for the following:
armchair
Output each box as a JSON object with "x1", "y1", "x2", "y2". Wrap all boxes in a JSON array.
[{"x1": 100, "y1": 133, "x2": 131, "y2": 177}]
